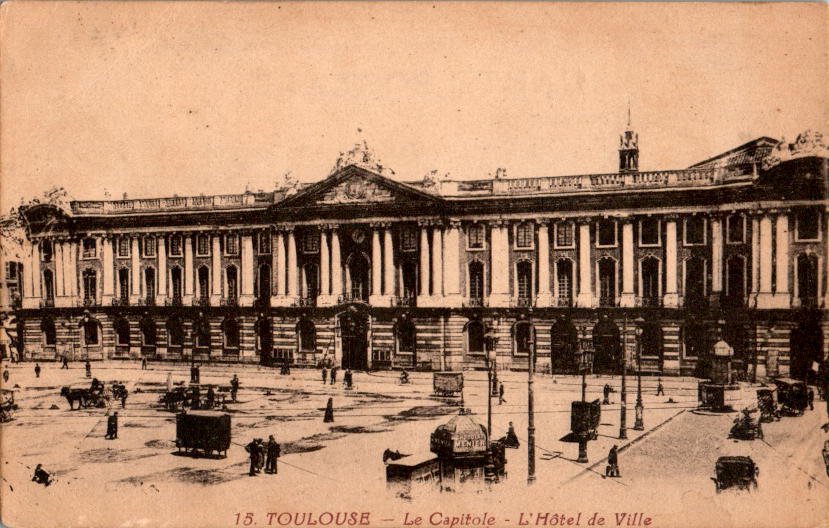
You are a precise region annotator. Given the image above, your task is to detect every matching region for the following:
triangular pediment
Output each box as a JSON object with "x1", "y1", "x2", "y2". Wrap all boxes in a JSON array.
[{"x1": 277, "y1": 165, "x2": 443, "y2": 209}]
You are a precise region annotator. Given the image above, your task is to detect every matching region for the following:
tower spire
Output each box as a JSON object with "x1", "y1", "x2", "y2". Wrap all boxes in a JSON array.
[
  {"x1": 627, "y1": 97, "x2": 631, "y2": 128},
  {"x1": 619, "y1": 100, "x2": 639, "y2": 172}
]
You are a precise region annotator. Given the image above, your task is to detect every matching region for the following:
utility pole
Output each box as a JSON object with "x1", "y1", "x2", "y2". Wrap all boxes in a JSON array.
[
  {"x1": 619, "y1": 313, "x2": 628, "y2": 440},
  {"x1": 528, "y1": 332, "x2": 536, "y2": 485}
]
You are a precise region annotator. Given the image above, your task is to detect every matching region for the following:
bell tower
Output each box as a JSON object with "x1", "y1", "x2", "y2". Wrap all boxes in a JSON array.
[{"x1": 619, "y1": 104, "x2": 639, "y2": 172}]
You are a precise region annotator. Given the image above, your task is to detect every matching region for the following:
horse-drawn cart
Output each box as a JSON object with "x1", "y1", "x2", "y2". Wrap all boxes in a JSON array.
[
  {"x1": 175, "y1": 411, "x2": 231, "y2": 458},
  {"x1": 712, "y1": 456, "x2": 759, "y2": 493}
]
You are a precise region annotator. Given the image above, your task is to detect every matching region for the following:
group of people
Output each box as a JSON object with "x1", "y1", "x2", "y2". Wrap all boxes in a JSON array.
[
  {"x1": 321, "y1": 367, "x2": 353, "y2": 389},
  {"x1": 245, "y1": 435, "x2": 281, "y2": 476}
]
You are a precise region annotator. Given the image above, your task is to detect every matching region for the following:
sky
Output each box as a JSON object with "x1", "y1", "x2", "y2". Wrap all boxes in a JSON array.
[{"x1": 1, "y1": 2, "x2": 826, "y2": 212}]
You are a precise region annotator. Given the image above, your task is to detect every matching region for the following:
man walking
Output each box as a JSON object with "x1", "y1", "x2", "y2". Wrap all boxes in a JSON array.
[
  {"x1": 322, "y1": 367, "x2": 328, "y2": 385},
  {"x1": 606, "y1": 445, "x2": 620, "y2": 478},
  {"x1": 246, "y1": 438, "x2": 261, "y2": 476},
  {"x1": 141, "y1": 358, "x2": 147, "y2": 370},
  {"x1": 105, "y1": 411, "x2": 118, "y2": 440},
  {"x1": 656, "y1": 378, "x2": 665, "y2": 396},
  {"x1": 330, "y1": 366, "x2": 337, "y2": 385},
  {"x1": 34, "y1": 363, "x2": 41, "y2": 378},
  {"x1": 498, "y1": 382, "x2": 506, "y2": 405},
  {"x1": 230, "y1": 374, "x2": 240, "y2": 402},
  {"x1": 265, "y1": 434, "x2": 280, "y2": 474},
  {"x1": 61, "y1": 357, "x2": 69, "y2": 369}
]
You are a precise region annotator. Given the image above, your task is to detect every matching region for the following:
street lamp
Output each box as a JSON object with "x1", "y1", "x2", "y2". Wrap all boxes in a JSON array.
[
  {"x1": 527, "y1": 314, "x2": 536, "y2": 485},
  {"x1": 484, "y1": 328, "x2": 498, "y2": 445},
  {"x1": 619, "y1": 314, "x2": 627, "y2": 440},
  {"x1": 577, "y1": 327, "x2": 594, "y2": 463},
  {"x1": 633, "y1": 316, "x2": 646, "y2": 431}
]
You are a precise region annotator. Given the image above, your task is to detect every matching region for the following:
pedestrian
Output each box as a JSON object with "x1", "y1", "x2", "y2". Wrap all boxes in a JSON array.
[
  {"x1": 807, "y1": 388, "x2": 814, "y2": 411},
  {"x1": 230, "y1": 374, "x2": 239, "y2": 402},
  {"x1": 246, "y1": 438, "x2": 261, "y2": 476},
  {"x1": 330, "y1": 366, "x2": 337, "y2": 385},
  {"x1": 34, "y1": 363, "x2": 41, "y2": 378},
  {"x1": 85, "y1": 360, "x2": 91, "y2": 378},
  {"x1": 3, "y1": 367, "x2": 9, "y2": 383},
  {"x1": 503, "y1": 421, "x2": 520, "y2": 448},
  {"x1": 498, "y1": 382, "x2": 506, "y2": 405},
  {"x1": 31, "y1": 464, "x2": 53, "y2": 486},
  {"x1": 61, "y1": 357, "x2": 69, "y2": 369},
  {"x1": 265, "y1": 434, "x2": 280, "y2": 474},
  {"x1": 322, "y1": 367, "x2": 328, "y2": 384},
  {"x1": 119, "y1": 387, "x2": 128, "y2": 409},
  {"x1": 324, "y1": 397, "x2": 334, "y2": 423},
  {"x1": 105, "y1": 411, "x2": 118, "y2": 440},
  {"x1": 191, "y1": 385, "x2": 201, "y2": 409},
  {"x1": 606, "y1": 445, "x2": 620, "y2": 478},
  {"x1": 141, "y1": 358, "x2": 147, "y2": 370},
  {"x1": 344, "y1": 369, "x2": 353, "y2": 389},
  {"x1": 166, "y1": 372, "x2": 173, "y2": 393},
  {"x1": 206, "y1": 385, "x2": 216, "y2": 409},
  {"x1": 603, "y1": 384, "x2": 611, "y2": 405},
  {"x1": 656, "y1": 378, "x2": 665, "y2": 396}
]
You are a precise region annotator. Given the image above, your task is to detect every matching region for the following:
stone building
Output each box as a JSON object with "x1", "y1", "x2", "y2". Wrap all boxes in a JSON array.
[{"x1": 13, "y1": 127, "x2": 829, "y2": 380}]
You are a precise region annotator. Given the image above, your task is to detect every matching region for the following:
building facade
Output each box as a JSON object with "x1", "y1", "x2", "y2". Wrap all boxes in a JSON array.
[{"x1": 14, "y1": 129, "x2": 829, "y2": 380}]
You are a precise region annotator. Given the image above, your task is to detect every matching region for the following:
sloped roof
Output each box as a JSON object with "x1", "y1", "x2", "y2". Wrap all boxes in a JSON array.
[{"x1": 688, "y1": 137, "x2": 779, "y2": 170}]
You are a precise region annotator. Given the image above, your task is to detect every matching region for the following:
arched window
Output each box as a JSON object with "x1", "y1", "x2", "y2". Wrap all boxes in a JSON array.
[
  {"x1": 42, "y1": 269, "x2": 54, "y2": 301},
  {"x1": 550, "y1": 319, "x2": 578, "y2": 373},
  {"x1": 144, "y1": 267, "x2": 156, "y2": 300},
  {"x1": 513, "y1": 321, "x2": 533, "y2": 355},
  {"x1": 466, "y1": 320, "x2": 485, "y2": 355},
  {"x1": 115, "y1": 317, "x2": 130, "y2": 346},
  {"x1": 297, "y1": 318, "x2": 316, "y2": 352},
  {"x1": 170, "y1": 267, "x2": 183, "y2": 300},
  {"x1": 82, "y1": 318, "x2": 100, "y2": 346},
  {"x1": 556, "y1": 259, "x2": 573, "y2": 306},
  {"x1": 140, "y1": 317, "x2": 157, "y2": 346},
  {"x1": 226, "y1": 265, "x2": 239, "y2": 300},
  {"x1": 684, "y1": 257, "x2": 706, "y2": 307},
  {"x1": 167, "y1": 317, "x2": 184, "y2": 348},
  {"x1": 41, "y1": 317, "x2": 56, "y2": 346},
  {"x1": 396, "y1": 318, "x2": 416, "y2": 354},
  {"x1": 198, "y1": 266, "x2": 210, "y2": 300},
  {"x1": 797, "y1": 253, "x2": 818, "y2": 306},
  {"x1": 725, "y1": 256, "x2": 746, "y2": 307},
  {"x1": 598, "y1": 258, "x2": 616, "y2": 306},
  {"x1": 516, "y1": 261, "x2": 533, "y2": 302},
  {"x1": 223, "y1": 317, "x2": 240, "y2": 349},
  {"x1": 641, "y1": 257, "x2": 660, "y2": 302},
  {"x1": 469, "y1": 261, "x2": 484, "y2": 300},
  {"x1": 83, "y1": 269, "x2": 97, "y2": 302},
  {"x1": 256, "y1": 317, "x2": 272, "y2": 352}
]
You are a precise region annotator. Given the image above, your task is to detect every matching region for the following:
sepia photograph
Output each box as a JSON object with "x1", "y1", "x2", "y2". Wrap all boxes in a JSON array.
[{"x1": 0, "y1": 2, "x2": 827, "y2": 527}]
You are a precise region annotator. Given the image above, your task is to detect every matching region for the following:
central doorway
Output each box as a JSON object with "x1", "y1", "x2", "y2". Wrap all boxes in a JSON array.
[{"x1": 339, "y1": 307, "x2": 369, "y2": 370}]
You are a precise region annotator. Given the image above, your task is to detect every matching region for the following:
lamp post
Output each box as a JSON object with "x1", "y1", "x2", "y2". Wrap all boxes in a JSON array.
[
  {"x1": 619, "y1": 315, "x2": 627, "y2": 440},
  {"x1": 527, "y1": 317, "x2": 536, "y2": 485},
  {"x1": 577, "y1": 327, "x2": 594, "y2": 463},
  {"x1": 634, "y1": 316, "x2": 645, "y2": 431},
  {"x1": 484, "y1": 328, "x2": 498, "y2": 445}
]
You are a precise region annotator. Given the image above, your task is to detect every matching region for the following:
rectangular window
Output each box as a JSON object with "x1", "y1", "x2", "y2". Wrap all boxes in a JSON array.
[
  {"x1": 515, "y1": 222, "x2": 534, "y2": 249},
  {"x1": 5, "y1": 262, "x2": 17, "y2": 280},
  {"x1": 117, "y1": 237, "x2": 130, "y2": 258},
  {"x1": 400, "y1": 228, "x2": 418, "y2": 252},
  {"x1": 796, "y1": 209, "x2": 820, "y2": 241},
  {"x1": 196, "y1": 234, "x2": 210, "y2": 256},
  {"x1": 258, "y1": 232, "x2": 271, "y2": 254},
  {"x1": 597, "y1": 219, "x2": 617, "y2": 247},
  {"x1": 555, "y1": 223, "x2": 574, "y2": 248},
  {"x1": 467, "y1": 225, "x2": 485, "y2": 249},
  {"x1": 301, "y1": 232, "x2": 319, "y2": 254},
  {"x1": 727, "y1": 215, "x2": 745, "y2": 244},
  {"x1": 225, "y1": 234, "x2": 239, "y2": 256},
  {"x1": 82, "y1": 238, "x2": 97, "y2": 259},
  {"x1": 639, "y1": 218, "x2": 660, "y2": 246},
  {"x1": 684, "y1": 217, "x2": 706, "y2": 245},
  {"x1": 169, "y1": 235, "x2": 183, "y2": 257},
  {"x1": 143, "y1": 237, "x2": 156, "y2": 257}
]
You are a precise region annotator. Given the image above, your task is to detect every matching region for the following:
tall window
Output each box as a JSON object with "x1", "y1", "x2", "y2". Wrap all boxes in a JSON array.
[
  {"x1": 5, "y1": 262, "x2": 19, "y2": 280},
  {"x1": 41, "y1": 240, "x2": 53, "y2": 262},
  {"x1": 597, "y1": 219, "x2": 617, "y2": 247},
  {"x1": 141, "y1": 317, "x2": 157, "y2": 346},
  {"x1": 196, "y1": 234, "x2": 210, "y2": 256},
  {"x1": 727, "y1": 215, "x2": 745, "y2": 244},
  {"x1": 598, "y1": 258, "x2": 616, "y2": 306},
  {"x1": 170, "y1": 267, "x2": 183, "y2": 299},
  {"x1": 143, "y1": 237, "x2": 156, "y2": 257},
  {"x1": 256, "y1": 318, "x2": 272, "y2": 352},
  {"x1": 639, "y1": 218, "x2": 660, "y2": 246},
  {"x1": 797, "y1": 253, "x2": 818, "y2": 305},
  {"x1": 225, "y1": 234, "x2": 239, "y2": 256},
  {"x1": 348, "y1": 255, "x2": 369, "y2": 301},
  {"x1": 796, "y1": 208, "x2": 820, "y2": 241},
  {"x1": 82, "y1": 238, "x2": 97, "y2": 258},
  {"x1": 467, "y1": 224, "x2": 485, "y2": 249},
  {"x1": 83, "y1": 319, "x2": 99, "y2": 346},
  {"x1": 469, "y1": 261, "x2": 484, "y2": 300},
  {"x1": 641, "y1": 257, "x2": 660, "y2": 300},
  {"x1": 82, "y1": 269, "x2": 97, "y2": 301},
  {"x1": 516, "y1": 260, "x2": 533, "y2": 300},
  {"x1": 682, "y1": 322, "x2": 707, "y2": 358},
  {"x1": 301, "y1": 232, "x2": 319, "y2": 254},
  {"x1": 302, "y1": 264, "x2": 317, "y2": 298},
  {"x1": 515, "y1": 222, "x2": 534, "y2": 249},
  {"x1": 167, "y1": 318, "x2": 184, "y2": 347},
  {"x1": 514, "y1": 322, "x2": 532, "y2": 355},
  {"x1": 725, "y1": 256, "x2": 745, "y2": 306},
  {"x1": 684, "y1": 216, "x2": 706, "y2": 245},
  {"x1": 115, "y1": 318, "x2": 130, "y2": 346},
  {"x1": 400, "y1": 228, "x2": 418, "y2": 252},
  {"x1": 118, "y1": 268, "x2": 129, "y2": 300},
  {"x1": 42, "y1": 270, "x2": 54, "y2": 300},
  {"x1": 198, "y1": 266, "x2": 210, "y2": 299},
  {"x1": 41, "y1": 318, "x2": 57, "y2": 346},
  {"x1": 223, "y1": 318, "x2": 240, "y2": 349},
  {"x1": 258, "y1": 232, "x2": 271, "y2": 254},
  {"x1": 557, "y1": 259, "x2": 573, "y2": 304},
  {"x1": 144, "y1": 267, "x2": 156, "y2": 299},
  {"x1": 118, "y1": 237, "x2": 130, "y2": 258},
  {"x1": 194, "y1": 318, "x2": 211, "y2": 349},
  {"x1": 467, "y1": 320, "x2": 485, "y2": 354},
  {"x1": 556, "y1": 222, "x2": 574, "y2": 248},
  {"x1": 298, "y1": 319, "x2": 316, "y2": 352},
  {"x1": 226, "y1": 265, "x2": 238, "y2": 299},
  {"x1": 396, "y1": 320, "x2": 416, "y2": 353},
  {"x1": 169, "y1": 235, "x2": 183, "y2": 256},
  {"x1": 402, "y1": 261, "x2": 417, "y2": 299},
  {"x1": 258, "y1": 264, "x2": 272, "y2": 299}
]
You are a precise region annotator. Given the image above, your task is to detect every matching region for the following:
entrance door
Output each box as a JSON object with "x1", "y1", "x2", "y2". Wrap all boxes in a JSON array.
[
  {"x1": 340, "y1": 310, "x2": 369, "y2": 370},
  {"x1": 592, "y1": 317, "x2": 621, "y2": 374},
  {"x1": 790, "y1": 318, "x2": 823, "y2": 382}
]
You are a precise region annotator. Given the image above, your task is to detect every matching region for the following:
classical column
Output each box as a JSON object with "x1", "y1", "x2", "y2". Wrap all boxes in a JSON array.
[
  {"x1": 663, "y1": 218, "x2": 679, "y2": 308},
  {"x1": 101, "y1": 237, "x2": 114, "y2": 304},
  {"x1": 489, "y1": 221, "x2": 511, "y2": 307},
  {"x1": 369, "y1": 225, "x2": 383, "y2": 305},
  {"x1": 710, "y1": 216, "x2": 723, "y2": 306},
  {"x1": 575, "y1": 220, "x2": 594, "y2": 308},
  {"x1": 756, "y1": 214, "x2": 775, "y2": 308},
  {"x1": 66, "y1": 239, "x2": 78, "y2": 300},
  {"x1": 443, "y1": 220, "x2": 462, "y2": 307},
  {"x1": 31, "y1": 240, "x2": 42, "y2": 302},
  {"x1": 750, "y1": 215, "x2": 760, "y2": 306},
  {"x1": 21, "y1": 240, "x2": 35, "y2": 308},
  {"x1": 54, "y1": 241, "x2": 65, "y2": 300},
  {"x1": 331, "y1": 229, "x2": 343, "y2": 299},
  {"x1": 240, "y1": 233, "x2": 254, "y2": 306},
  {"x1": 384, "y1": 227, "x2": 395, "y2": 298},
  {"x1": 773, "y1": 213, "x2": 790, "y2": 307},
  {"x1": 536, "y1": 220, "x2": 552, "y2": 307},
  {"x1": 156, "y1": 236, "x2": 167, "y2": 304},
  {"x1": 318, "y1": 228, "x2": 332, "y2": 305},
  {"x1": 272, "y1": 231, "x2": 286, "y2": 304},
  {"x1": 417, "y1": 222, "x2": 431, "y2": 303},
  {"x1": 825, "y1": 208, "x2": 829, "y2": 308},
  {"x1": 432, "y1": 224, "x2": 444, "y2": 299},
  {"x1": 210, "y1": 234, "x2": 222, "y2": 304},
  {"x1": 620, "y1": 219, "x2": 635, "y2": 307},
  {"x1": 130, "y1": 237, "x2": 141, "y2": 302},
  {"x1": 183, "y1": 234, "x2": 194, "y2": 303},
  {"x1": 286, "y1": 228, "x2": 298, "y2": 300}
]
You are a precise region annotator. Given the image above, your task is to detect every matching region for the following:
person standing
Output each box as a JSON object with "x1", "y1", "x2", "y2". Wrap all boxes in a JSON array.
[
  {"x1": 141, "y1": 358, "x2": 147, "y2": 370},
  {"x1": 324, "y1": 397, "x2": 335, "y2": 423},
  {"x1": 105, "y1": 411, "x2": 118, "y2": 440},
  {"x1": 206, "y1": 385, "x2": 216, "y2": 409},
  {"x1": 85, "y1": 360, "x2": 92, "y2": 378},
  {"x1": 246, "y1": 438, "x2": 261, "y2": 476},
  {"x1": 656, "y1": 378, "x2": 665, "y2": 396},
  {"x1": 61, "y1": 357, "x2": 69, "y2": 369},
  {"x1": 606, "y1": 445, "x2": 620, "y2": 477},
  {"x1": 498, "y1": 382, "x2": 506, "y2": 405},
  {"x1": 265, "y1": 434, "x2": 280, "y2": 474},
  {"x1": 230, "y1": 374, "x2": 239, "y2": 402},
  {"x1": 330, "y1": 366, "x2": 337, "y2": 385},
  {"x1": 603, "y1": 384, "x2": 612, "y2": 405},
  {"x1": 344, "y1": 369, "x2": 353, "y2": 389},
  {"x1": 119, "y1": 387, "x2": 128, "y2": 409},
  {"x1": 322, "y1": 367, "x2": 328, "y2": 385},
  {"x1": 34, "y1": 363, "x2": 41, "y2": 378}
]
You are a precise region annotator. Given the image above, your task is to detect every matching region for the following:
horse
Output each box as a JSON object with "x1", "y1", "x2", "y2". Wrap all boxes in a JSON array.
[{"x1": 60, "y1": 386, "x2": 89, "y2": 410}]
